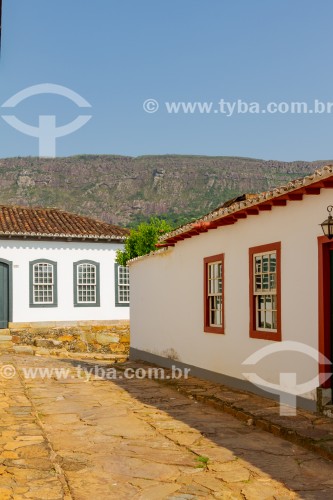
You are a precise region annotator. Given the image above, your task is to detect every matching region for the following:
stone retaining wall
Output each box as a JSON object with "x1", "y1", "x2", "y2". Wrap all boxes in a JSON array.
[{"x1": 1, "y1": 321, "x2": 130, "y2": 360}]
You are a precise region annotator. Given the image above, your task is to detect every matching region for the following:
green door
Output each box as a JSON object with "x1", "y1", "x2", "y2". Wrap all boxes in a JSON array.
[{"x1": 0, "y1": 262, "x2": 9, "y2": 329}]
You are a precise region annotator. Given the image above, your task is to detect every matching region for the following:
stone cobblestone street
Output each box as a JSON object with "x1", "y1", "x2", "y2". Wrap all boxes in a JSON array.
[{"x1": 0, "y1": 355, "x2": 333, "y2": 499}]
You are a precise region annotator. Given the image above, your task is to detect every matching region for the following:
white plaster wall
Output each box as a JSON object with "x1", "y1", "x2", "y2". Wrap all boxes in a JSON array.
[
  {"x1": 0, "y1": 240, "x2": 129, "y2": 322},
  {"x1": 130, "y1": 190, "x2": 333, "y2": 401}
]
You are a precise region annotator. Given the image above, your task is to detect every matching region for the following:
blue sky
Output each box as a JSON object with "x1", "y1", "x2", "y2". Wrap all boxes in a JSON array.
[{"x1": 0, "y1": 0, "x2": 332, "y2": 160}]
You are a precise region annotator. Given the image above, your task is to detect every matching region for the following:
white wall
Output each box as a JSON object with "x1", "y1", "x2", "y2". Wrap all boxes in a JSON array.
[
  {"x1": 130, "y1": 190, "x2": 333, "y2": 402},
  {"x1": 0, "y1": 240, "x2": 129, "y2": 322}
]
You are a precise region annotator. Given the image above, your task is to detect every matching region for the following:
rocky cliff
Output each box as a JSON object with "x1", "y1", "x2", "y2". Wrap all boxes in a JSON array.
[{"x1": 0, "y1": 155, "x2": 330, "y2": 227}]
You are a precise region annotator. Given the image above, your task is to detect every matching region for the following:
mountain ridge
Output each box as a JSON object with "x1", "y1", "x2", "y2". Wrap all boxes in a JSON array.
[{"x1": 0, "y1": 155, "x2": 330, "y2": 227}]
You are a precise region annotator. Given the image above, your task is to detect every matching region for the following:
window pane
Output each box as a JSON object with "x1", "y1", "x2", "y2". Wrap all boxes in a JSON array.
[
  {"x1": 262, "y1": 255, "x2": 269, "y2": 272},
  {"x1": 265, "y1": 310, "x2": 273, "y2": 329},
  {"x1": 33, "y1": 263, "x2": 54, "y2": 303},
  {"x1": 262, "y1": 274, "x2": 269, "y2": 290},
  {"x1": 258, "y1": 309, "x2": 265, "y2": 328},
  {"x1": 258, "y1": 295, "x2": 265, "y2": 310},
  {"x1": 77, "y1": 263, "x2": 97, "y2": 303},
  {"x1": 256, "y1": 294, "x2": 277, "y2": 331},
  {"x1": 270, "y1": 254, "x2": 276, "y2": 272},
  {"x1": 117, "y1": 266, "x2": 130, "y2": 303},
  {"x1": 266, "y1": 295, "x2": 272, "y2": 310},
  {"x1": 207, "y1": 259, "x2": 223, "y2": 328},
  {"x1": 214, "y1": 310, "x2": 222, "y2": 326}
]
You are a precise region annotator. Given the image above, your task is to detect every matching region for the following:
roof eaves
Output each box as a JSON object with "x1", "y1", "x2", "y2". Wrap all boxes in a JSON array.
[
  {"x1": 0, "y1": 231, "x2": 127, "y2": 241},
  {"x1": 160, "y1": 164, "x2": 333, "y2": 243}
]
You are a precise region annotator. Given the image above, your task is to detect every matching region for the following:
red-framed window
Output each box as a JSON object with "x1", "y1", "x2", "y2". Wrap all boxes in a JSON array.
[
  {"x1": 204, "y1": 253, "x2": 224, "y2": 334},
  {"x1": 249, "y1": 242, "x2": 281, "y2": 341}
]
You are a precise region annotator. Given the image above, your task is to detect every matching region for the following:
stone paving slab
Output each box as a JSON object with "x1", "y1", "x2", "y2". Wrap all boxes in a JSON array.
[
  {"x1": 0, "y1": 354, "x2": 333, "y2": 498},
  {"x1": 126, "y1": 361, "x2": 333, "y2": 463}
]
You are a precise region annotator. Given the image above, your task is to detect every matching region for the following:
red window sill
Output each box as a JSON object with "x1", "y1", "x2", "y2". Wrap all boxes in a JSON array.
[
  {"x1": 250, "y1": 329, "x2": 281, "y2": 341},
  {"x1": 204, "y1": 326, "x2": 225, "y2": 335}
]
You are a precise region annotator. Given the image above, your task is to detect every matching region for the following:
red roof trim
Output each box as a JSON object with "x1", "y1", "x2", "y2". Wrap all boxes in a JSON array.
[{"x1": 161, "y1": 174, "x2": 333, "y2": 246}]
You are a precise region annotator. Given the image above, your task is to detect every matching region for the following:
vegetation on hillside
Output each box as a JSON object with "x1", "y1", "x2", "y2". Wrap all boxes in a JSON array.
[{"x1": 0, "y1": 155, "x2": 329, "y2": 227}]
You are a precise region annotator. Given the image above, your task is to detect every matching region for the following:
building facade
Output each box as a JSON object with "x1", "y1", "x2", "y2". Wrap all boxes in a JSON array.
[
  {"x1": 129, "y1": 166, "x2": 333, "y2": 412},
  {"x1": 0, "y1": 206, "x2": 130, "y2": 327}
]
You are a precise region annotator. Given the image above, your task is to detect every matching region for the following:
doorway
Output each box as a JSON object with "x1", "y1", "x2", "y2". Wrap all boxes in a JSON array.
[
  {"x1": 318, "y1": 238, "x2": 333, "y2": 399},
  {"x1": 0, "y1": 259, "x2": 12, "y2": 329}
]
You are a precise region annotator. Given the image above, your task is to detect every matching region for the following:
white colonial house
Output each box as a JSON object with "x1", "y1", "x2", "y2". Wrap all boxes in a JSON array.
[
  {"x1": 129, "y1": 165, "x2": 333, "y2": 413},
  {"x1": 0, "y1": 206, "x2": 130, "y2": 328}
]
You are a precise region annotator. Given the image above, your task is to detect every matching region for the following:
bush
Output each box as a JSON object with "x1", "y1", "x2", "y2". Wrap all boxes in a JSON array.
[{"x1": 116, "y1": 218, "x2": 172, "y2": 266}]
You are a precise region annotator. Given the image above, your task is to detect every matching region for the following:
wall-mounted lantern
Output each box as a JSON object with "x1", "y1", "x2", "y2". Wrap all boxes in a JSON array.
[{"x1": 321, "y1": 205, "x2": 333, "y2": 239}]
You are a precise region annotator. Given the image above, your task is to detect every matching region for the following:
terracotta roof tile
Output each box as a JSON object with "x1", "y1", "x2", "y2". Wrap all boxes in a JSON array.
[
  {"x1": 0, "y1": 206, "x2": 129, "y2": 241},
  {"x1": 159, "y1": 164, "x2": 333, "y2": 244}
]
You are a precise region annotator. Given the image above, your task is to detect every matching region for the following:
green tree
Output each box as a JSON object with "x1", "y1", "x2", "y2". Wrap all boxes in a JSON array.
[{"x1": 116, "y1": 217, "x2": 172, "y2": 266}]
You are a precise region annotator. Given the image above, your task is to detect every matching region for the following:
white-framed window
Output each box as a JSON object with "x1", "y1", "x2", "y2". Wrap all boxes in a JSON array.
[
  {"x1": 253, "y1": 250, "x2": 277, "y2": 332},
  {"x1": 208, "y1": 261, "x2": 222, "y2": 327},
  {"x1": 115, "y1": 264, "x2": 130, "y2": 306},
  {"x1": 249, "y1": 242, "x2": 281, "y2": 340},
  {"x1": 74, "y1": 261, "x2": 100, "y2": 307},
  {"x1": 204, "y1": 254, "x2": 224, "y2": 334},
  {"x1": 30, "y1": 260, "x2": 57, "y2": 307},
  {"x1": 77, "y1": 263, "x2": 96, "y2": 303}
]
